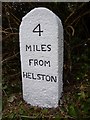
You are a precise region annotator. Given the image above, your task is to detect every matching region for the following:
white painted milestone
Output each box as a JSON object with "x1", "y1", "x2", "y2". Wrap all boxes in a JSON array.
[{"x1": 19, "y1": 7, "x2": 63, "y2": 108}]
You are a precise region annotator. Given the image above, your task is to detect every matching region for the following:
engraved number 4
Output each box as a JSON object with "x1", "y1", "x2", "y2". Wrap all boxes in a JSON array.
[{"x1": 33, "y1": 24, "x2": 43, "y2": 36}]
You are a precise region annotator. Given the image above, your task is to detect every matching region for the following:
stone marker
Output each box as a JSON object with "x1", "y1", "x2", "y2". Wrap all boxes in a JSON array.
[{"x1": 19, "y1": 7, "x2": 63, "y2": 108}]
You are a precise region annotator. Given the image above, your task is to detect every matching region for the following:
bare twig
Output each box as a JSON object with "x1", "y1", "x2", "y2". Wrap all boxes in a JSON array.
[
  {"x1": 2, "y1": 52, "x2": 19, "y2": 63},
  {"x1": 3, "y1": 32, "x2": 18, "y2": 40},
  {"x1": 65, "y1": 25, "x2": 75, "y2": 36},
  {"x1": 71, "y1": 11, "x2": 90, "y2": 25},
  {"x1": 7, "y1": 72, "x2": 20, "y2": 78},
  {"x1": 11, "y1": 12, "x2": 20, "y2": 24},
  {"x1": 0, "y1": 30, "x2": 9, "y2": 34},
  {"x1": 72, "y1": 38, "x2": 90, "y2": 49},
  {"x1": 65, "y1": 3, "x2": 85, "y2": 24},
  {"x1": 65, "y1": 3, "x2": 90, "y2": 26},
  {"x1": 4, "y1": 28, "x2": 18, "y2": 31}
]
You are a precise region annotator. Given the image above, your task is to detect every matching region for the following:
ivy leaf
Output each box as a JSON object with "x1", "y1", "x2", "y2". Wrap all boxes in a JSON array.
[
  {"x1": 8, "y1": 95, "x2": 16, "y2": 103},
  {"x1": 78, "y1": 91, "x2": 86, "y2": 100},
  {"x1": 68, "y1": 104, "x2": 77, "y2": 117}
]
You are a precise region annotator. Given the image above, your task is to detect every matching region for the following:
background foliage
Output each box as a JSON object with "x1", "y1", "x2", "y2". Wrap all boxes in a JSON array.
[{"x1": 2, "y1": 2, "x2": 90, "y2": 119}]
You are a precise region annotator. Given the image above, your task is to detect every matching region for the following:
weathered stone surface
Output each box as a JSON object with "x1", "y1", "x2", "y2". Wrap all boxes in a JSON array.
[{"x1": 19, "y1": 7, "x2": 63, "y2": 108}]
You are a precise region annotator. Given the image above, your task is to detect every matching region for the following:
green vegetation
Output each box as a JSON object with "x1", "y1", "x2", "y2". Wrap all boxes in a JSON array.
[{"x1": 2, "y1": 2, "x2": 90, "y2": 120}]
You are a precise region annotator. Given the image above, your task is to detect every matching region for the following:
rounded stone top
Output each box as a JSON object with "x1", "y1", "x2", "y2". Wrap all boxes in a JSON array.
[{"x1": 22, "y1": 7, "x2": 58, "y2": 21}]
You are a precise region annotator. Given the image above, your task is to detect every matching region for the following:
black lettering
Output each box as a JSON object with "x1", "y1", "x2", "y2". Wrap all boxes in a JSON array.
[
  {"x1": 47, "y1": 44, "x2": 51, "y2": 51},
  {"x1": 44, "y1": 61, "x2": 51, "y2": 67},
  {"x1": 27, "y1": 72, "x2": 32, "y2": 79},
  {"x1": 23, "y1": 72, "x2": 57, "y2": 83},
  {"x1": 34, "y1": 59, "x2": 38, "y2": 66},
  {"x1": 51, "y1": 76, "x2": 57, "y2": 82},
  {"x1": 36, "y1": 45, "x2": 40, "y2": 51},
  {"x1": 37, "y1": 74, "x2": 41, "y2": 80},
  {"x1": 23, "y1": 72, "x2": 28, "y2": 78},
  {"x1": 41, "y1": 74, "x2": 46, "y2": 80},
  {"x1": 39, "y1": 60, "x2": 43, "y2": 66},
  {"x1": 29, "y1": 59, "x2": 33, "y2": 66},
  {"x1": 41, "y1": 44, "x2": 46, "y2": 51},
  {"x1": 33, "y1": 45, "x2": 35, "y2": 51},
  {"x1": 33, "y1": 24, "x2": 43, "y2": 36},
  {"x1": 32, "y1": 73, "x2": 36, "y2": 80},
  {"x1": 26, "y1": 45, "x2": 32, "y2": 51},
  {"x1": 46, "y1": 75, "x2": 50, "y2": 81}
]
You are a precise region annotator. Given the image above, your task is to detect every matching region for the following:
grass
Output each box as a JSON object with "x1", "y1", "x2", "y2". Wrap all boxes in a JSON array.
[
  {"x1": 2, "y1": 79, "x2": 90, "y2": 119},
  {"x1": 2, "y1": 2, "x2": 90, "y2": 120}
]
